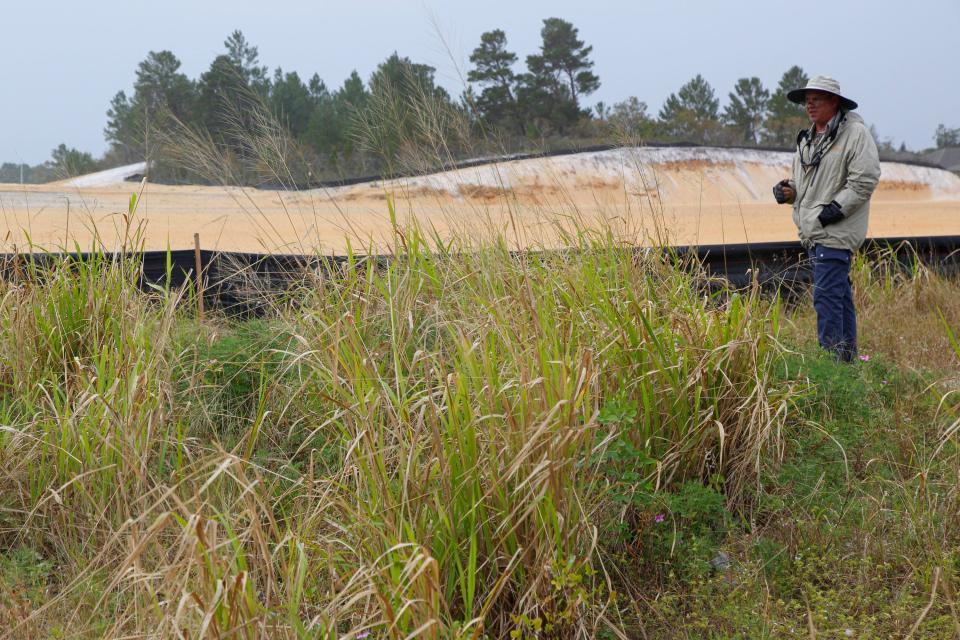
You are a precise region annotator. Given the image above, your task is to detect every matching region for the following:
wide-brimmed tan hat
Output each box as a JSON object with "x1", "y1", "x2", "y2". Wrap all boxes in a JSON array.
[{"x1": 787, "y1": 75, "x2": 858, "y2": 110}]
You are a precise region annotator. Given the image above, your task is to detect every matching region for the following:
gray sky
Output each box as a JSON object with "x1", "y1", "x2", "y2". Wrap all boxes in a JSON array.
[{"x1": 2, "y1": 0, "x2": 956, "y2": 165}]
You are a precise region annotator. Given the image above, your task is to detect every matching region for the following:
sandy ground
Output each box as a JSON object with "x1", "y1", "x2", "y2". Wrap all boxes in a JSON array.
[{"x1": 1, "y1": 147, "x2": 958, "y2": 253}]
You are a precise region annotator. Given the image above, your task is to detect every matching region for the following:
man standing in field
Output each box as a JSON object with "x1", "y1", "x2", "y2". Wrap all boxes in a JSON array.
[{"x1": 773, "y1": 75, "x2": 880, "y2": 362}]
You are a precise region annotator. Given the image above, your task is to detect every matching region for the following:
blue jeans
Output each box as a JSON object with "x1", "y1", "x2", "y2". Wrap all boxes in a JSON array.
[{"x1": 809, "y1": 244, "x2": 857, "y2": 362}]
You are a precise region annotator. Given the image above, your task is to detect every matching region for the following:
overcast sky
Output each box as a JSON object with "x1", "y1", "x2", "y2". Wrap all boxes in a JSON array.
[{"x1": 1, "y1": 0, "x2": 956, "y2": 165}]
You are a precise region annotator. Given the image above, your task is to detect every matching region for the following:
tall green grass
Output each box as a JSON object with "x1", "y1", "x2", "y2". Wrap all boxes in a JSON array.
[
  {"x1": 0, "y1": 216, "x2": 795, "y2": 638},
  {"x1": 0, "y1": 251, "x2": 182, "y2": 544}
]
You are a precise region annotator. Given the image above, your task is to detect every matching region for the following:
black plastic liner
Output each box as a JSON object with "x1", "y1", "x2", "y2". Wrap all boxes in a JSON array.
[{"x1": 3, "y1": 235, "x2": 959, "y2": 316}]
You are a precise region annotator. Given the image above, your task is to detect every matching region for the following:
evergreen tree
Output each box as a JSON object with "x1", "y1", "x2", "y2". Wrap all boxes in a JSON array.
[
  {"x1": 104, "y1": 90, "x2": 136, "y2": 157},
  {"x1": 305, "y1": 70, "x2": 369, "y2": 160},
  {"x1": 308, "y1": 73, "x2": 328, "y2": 103},
  {"x1": 658, "y1": 74, "x2": 720, "y2": 142},
  {"x1": 303, "y1": 74, "x2": 341, "y2": 158},
  {"x1": 104, "y1": 50, "x2": 195, "y2": 161},
  {"x1": 305, "y1": 87, "x2": 338, "y2": 157},
  {"x1": 519, "y1": 17, "x2": 599, "y2": 132},
  {"x1": 337, "y1": 70, "x2": 370, "y2": 110},
  {"x1": 50, "y1": 143, "x2": 98, "y2": 177},
  {"x1": 195, "y1": 54, "x2": 253, "y2": 141},
  {"x1": 934, "y1": 124, "x2": 960, "y2": 148},
  {"x1": 594, "y1": 101, "x2": 609, "y2": 121},
  {"x1": 360, "y1": 53, "x2": 454, "y2": 164},
  {"x1": 467, "y1": 29, "x2": 518, "y2": 130},
  {"x1": 515, "y1": 67, "x2": 573, "y2": 135},
  {"x1": 762, "y1": 65, "x2": 808, "y2": 147},
  {"x1": 269, "y1": 68, "x2": 313, "y2": 138},
  {"x1": 133, "y1": 50, "x2": 196, "y2": 118},
  {"x1": 723, "y1": 77, "x2": 769, "y2": 144},
  {"x1": 869, "y1": 124, "x2": 895, "y2": 153},
  {"x1": 224, "y1": 30, "x2": 270, "y2": 95},
  {"x1": 526, "y1": 18, "x2": 599, "y2": 107},
  {"x1": 369, "y1": 52, "x2": 450, "y2": 102}
]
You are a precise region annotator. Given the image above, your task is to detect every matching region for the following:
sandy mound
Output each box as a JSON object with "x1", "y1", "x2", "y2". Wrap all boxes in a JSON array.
[{"x1": 1, "y1": 148, "x2": 958, "y2": 253}]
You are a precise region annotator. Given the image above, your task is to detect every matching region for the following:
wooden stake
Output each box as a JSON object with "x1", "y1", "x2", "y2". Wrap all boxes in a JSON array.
[
  {"x1": 10, "y1": 244, "x2": 21, "y2": 283},
  {"x1": 194, "y1": 232, "x2": 205, "y2": 319}
]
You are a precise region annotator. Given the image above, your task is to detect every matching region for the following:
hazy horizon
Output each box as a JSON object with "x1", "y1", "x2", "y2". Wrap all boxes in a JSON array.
[{"x1": 2, "y1": 0, "x2": 957, "y2": 165}]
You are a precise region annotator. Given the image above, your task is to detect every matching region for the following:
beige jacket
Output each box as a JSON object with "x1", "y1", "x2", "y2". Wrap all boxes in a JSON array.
[{"x1": 787, "y1": 111, "x2": 881, "y2": 251}]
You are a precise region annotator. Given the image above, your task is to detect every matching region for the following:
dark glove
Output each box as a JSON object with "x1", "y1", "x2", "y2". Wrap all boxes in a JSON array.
[
  {"x1": 772, "y1": 180, "x2": 790, "y2": 204},
  {"x1": 817, "y1": 200, "x2": 845, "y2": 227}
]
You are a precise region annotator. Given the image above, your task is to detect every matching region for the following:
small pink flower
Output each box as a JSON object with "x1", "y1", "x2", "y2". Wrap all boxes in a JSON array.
[
  {"x1": 859, "y1": 354, "x2": 870, "y2": 362},
  {"x1": 654, "y1": 514, "x2": 665, "y2": 523}
]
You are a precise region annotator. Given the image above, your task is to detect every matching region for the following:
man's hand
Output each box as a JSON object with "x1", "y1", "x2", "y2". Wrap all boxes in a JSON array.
[
  {"x1": 817, "y1": 200, "x2": 845, "y2": 227},
  {"x1": 773, "y1": 179, "x2": 795, "y2": 204}
]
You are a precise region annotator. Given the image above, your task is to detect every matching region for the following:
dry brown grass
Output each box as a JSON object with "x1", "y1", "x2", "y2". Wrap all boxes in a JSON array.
[
  {"x1": 781, "y1": 250, "x2": 960, "y2": 374},
  {"x1": 0, "y1": 220, "x2": 798, "y2": 638}
]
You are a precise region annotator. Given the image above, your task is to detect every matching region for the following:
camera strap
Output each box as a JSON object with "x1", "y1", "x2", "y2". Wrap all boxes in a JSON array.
[{"x1": 794, "y1": 110, "x2": 846, "y2": 207}]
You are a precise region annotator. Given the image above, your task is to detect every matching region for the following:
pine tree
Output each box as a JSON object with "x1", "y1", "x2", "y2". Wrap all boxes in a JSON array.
[
  {"x1": 467, "y1": 29, "x2": 518, "y2": 130},
  {"x1": 527, "y1": 18, "x2": 599, "y2": 106},
  {"x1": 518, "y1": 17, "x2": 599, "y2": 133},
  {"x1": 308, "y1": 74, "x2": 328, "y2": 104},
  {"x1": 762, "y1": 65, "x2": 808, "y2": 147},
  {"x1": 269, "y1": 68, "x2": 313, "y2": 138},
  {"x1": 723, "y1": 77, "x2": 769, "y2": 144},
  {"x1": 358, "y1": 53, "x2": 456, "y2": 166},
  {"x1": 517, "y1": 18, "x2": 600, "y2": 135},
  {"x1": 50, "y1": 144, "x2": 98, "y2": 177},
  {"x1": 104, "y1": 90, "x2": 136, "y2": 158},
  {"x1": 104, "y1": 50, "x2": 195, "y2": 161},
  {"x1": 337, "y1": 70, "x2": 369, "y2": 110},
  {"x1": 195, "y1": 55, "x2": 253, "y2": 142},
  {"x1": 658, "y1": 74, "x2": 720, "y2": 142},
  {"x1": 934, "y1": 124, "x2": 960, "y2": 148},
  {"x1": 305, "y1": 71, "x2": 368, "y2": 159},
  {"x1": 869, "y1": 124, "x2": 895, "y2": 153},
  {"x1": 224, "y1": 30, "x2": 269, "y2": 95},
  {"x1": 305, "y1": 84, "x2": 338, "y2": 158},
  {"x1": 133, "y1": 51, "x2": 195, "y2": 117}
]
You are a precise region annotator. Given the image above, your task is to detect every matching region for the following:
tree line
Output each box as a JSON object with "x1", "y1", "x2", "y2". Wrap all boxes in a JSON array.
[
  {"x1": 5, "y1": 19, "x2": 957, "y2": 184},
  {"x1": 99, "y1": 23, "x2": 818, "y2": 183}
]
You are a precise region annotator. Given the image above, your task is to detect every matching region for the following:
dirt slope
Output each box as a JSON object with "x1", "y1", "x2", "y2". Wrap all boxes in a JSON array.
[{"x1": 1, "y1": 147, "x2": 958, "y2": 253}]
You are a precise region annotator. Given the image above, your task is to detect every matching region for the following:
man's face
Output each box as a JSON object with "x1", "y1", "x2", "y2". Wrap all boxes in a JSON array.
[{"x1": 805, "y1": 90, "x2": 841, "y2": 127}]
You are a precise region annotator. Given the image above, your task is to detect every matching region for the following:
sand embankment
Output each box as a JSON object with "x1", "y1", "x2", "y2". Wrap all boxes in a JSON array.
[{"x1": 1, "y1": 148, "x2": 958, "y2": 253}]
